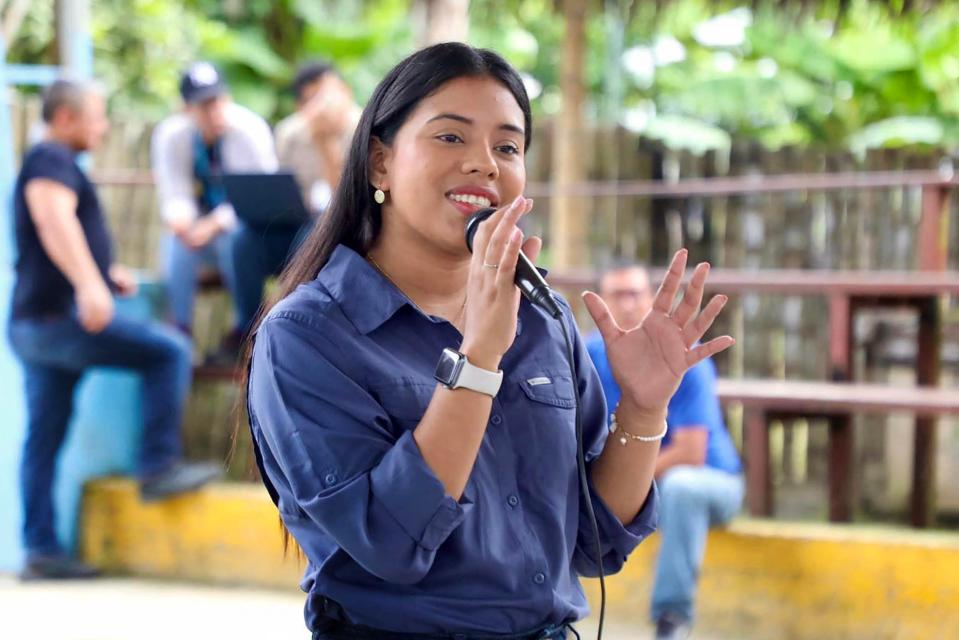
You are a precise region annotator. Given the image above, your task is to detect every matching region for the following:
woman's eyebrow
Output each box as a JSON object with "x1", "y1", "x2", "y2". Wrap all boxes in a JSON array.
[{"x1": 426, "y1": 113, "x2": 524, "y2": 136}]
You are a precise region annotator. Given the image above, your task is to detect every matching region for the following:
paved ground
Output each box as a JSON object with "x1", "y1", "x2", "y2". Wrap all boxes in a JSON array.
[
  {"x1": 1, "y1": 577, "x2": 308, "y2": 640},
  {"x1": 0, "y1": 575, "x2": 721, "y2": 639}
]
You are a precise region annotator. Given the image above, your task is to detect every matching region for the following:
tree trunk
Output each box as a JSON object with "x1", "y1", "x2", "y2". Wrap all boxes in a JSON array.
[
  {"x1": 412, "y1": 0, "x2": 470, "y2": 48},
  {"x1": 550, "y1": 0, "x2": 589, "y2": 270},
  {"x1": 2, "y1": 0, "x2": 34, "y2": 43}
]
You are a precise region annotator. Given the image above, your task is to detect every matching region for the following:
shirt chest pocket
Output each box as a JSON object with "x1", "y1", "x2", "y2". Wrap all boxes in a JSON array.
[
  {"x1": 519, "y1": 374, "x2": 576, "y2": 409},
  {"x1": 509, "y1": 372, "x2": 579, "y2": 465},
  {"x1": 514, "y1": 373, "x2": 577, "y2": 429}
]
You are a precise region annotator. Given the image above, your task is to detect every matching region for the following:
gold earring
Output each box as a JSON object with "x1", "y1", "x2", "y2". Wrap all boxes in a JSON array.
[{"x1": 374, "y1": 188, "x2": 386, "y2": 204}]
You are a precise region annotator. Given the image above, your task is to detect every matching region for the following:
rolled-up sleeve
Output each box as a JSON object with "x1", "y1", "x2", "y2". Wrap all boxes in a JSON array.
[
  {"x1": 574, "y1": 477, "x2": 658, "y2": 577},
  {"x1": 558, "y1": 302, "x2": 659, "y2": 577},
  {"x1": 248, "y1": 314, "x2": 472, "y2": 585}
]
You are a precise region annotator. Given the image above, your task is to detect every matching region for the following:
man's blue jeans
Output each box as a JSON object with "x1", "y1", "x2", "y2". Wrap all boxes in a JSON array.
[
  {"x1": 651, "y1": 465, "x2": 744, "y2": 623},
  {"x1": 8, "y1": 312, "x2": 192, "y2": 557},
  {"x1": 160, "y1": 230, "x2": 238, "y2": 332}
]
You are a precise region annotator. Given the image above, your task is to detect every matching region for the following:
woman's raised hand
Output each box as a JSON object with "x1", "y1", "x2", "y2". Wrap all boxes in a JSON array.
[
  {"x1": 459, "y1": 195, "x2": 539, "y2": 371},
  {"x1": 583, "y1": 249, "x2": 735, "y2": 417}
]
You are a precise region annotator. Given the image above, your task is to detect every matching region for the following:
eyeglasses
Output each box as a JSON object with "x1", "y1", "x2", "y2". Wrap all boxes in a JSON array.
[{"x1": 605, "y1": 289, "x2": 649, "y2": 302}]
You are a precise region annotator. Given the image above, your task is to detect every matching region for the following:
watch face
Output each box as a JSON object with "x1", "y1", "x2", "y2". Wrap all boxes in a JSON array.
[{"x1": 434, "y1": 349, "x2": 463, "y2": 385}]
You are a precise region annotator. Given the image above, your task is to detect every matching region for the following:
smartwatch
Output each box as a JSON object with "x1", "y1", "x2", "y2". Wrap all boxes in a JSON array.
[{"x1": 433, "y1": 348, "x2": 503, "y2": 397}]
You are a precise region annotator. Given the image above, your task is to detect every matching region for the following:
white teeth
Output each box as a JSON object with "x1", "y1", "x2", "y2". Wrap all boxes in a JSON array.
[{"x1": 449, "y1": 193, "x2": 492, "y2": 208}]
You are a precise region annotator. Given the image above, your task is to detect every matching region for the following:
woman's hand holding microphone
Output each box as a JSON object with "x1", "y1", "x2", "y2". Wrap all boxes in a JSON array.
[
  {"x1": 459, "y1": 195, "x2": 539, "y2": 372},
  {"x1": 455, "y1": 195, "x2": 736, "y2": 428}
]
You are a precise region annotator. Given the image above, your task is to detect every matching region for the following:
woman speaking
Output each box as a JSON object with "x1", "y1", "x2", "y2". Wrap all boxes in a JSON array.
[{"x1": 244, "y1": 43, "x2": 733, "y2": 640}]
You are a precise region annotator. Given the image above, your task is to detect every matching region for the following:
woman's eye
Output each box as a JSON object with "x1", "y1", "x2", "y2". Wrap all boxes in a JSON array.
[
  {"x1": 437, "y1": 134, "x2": 463, "y2": 143},
  {"x1": 497, "y1": 144, "x2": 520, "y2": 155}
]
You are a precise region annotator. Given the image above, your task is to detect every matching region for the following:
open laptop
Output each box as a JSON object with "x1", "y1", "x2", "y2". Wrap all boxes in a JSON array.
[{"x1": 222, "y1": 171, "x2": 311, "y2": 228}]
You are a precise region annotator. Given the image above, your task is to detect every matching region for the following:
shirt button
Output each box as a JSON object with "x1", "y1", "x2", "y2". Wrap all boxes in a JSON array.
[
  {"x1": 507, "y1": 495, "x2": 519, "y2": 508},
  {"x1": 490, "y1": 414, "x2": 503, "y2": 425},
  {"x1": 533, "y1": 572, "x2": 546, "y2": 585},
  {"x1": 324, "y1": 473, "x2": 337, "y2": 486}
]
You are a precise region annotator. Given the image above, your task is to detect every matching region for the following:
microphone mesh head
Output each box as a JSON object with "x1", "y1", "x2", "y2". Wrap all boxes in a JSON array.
[{"x1": 464, "y1": 207, "x2": 498, "y2": 252}]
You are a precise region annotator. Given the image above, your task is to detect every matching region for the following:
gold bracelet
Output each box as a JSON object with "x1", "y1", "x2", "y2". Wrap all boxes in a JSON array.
[{"x1": 609, "y1": 410, "x2": 668, "y2": 445}]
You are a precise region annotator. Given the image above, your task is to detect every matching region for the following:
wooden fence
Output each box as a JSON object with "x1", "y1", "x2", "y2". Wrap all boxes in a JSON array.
[{"x1": 8, "y1": 95, "x2": 959, "y2": 518}]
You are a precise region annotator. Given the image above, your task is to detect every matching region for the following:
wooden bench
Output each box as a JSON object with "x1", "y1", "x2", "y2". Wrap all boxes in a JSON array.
[
  {"x1": 552, "y1": 268, "x2": 959, "y2": 527},
  {"x1": 716, "y1": 378, "x2": 959, "y2": 524}
]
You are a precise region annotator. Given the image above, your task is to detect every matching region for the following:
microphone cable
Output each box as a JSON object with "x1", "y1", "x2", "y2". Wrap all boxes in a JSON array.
[
  {"x1": 558, "y1": 314, "x2": 606, "y2": 640},
  {"x1": 465, "y1": 207, "x2": 605, "y2": 639}
]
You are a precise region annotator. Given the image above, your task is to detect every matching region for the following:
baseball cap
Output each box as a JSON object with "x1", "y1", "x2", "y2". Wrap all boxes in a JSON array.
[{"x1": 179, "y1": 62, "x2": 228, "y2": 104}]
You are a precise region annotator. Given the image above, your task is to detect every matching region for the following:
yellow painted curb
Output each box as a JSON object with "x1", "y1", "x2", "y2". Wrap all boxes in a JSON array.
[
  {"x1": 80, "y1": 478, "x2": 302, "y2": 589},
  {"x1": 81, "y1": 479, "x2": 959, "y2": 639},
  {"x1": 582, "y1": 521, "x2": 959, "y2": 639}
]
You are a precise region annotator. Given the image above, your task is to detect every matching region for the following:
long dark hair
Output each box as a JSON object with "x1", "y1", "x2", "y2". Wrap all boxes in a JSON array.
[{"x1": 232, "y1": 43, "x2": 533, "y2": 545}]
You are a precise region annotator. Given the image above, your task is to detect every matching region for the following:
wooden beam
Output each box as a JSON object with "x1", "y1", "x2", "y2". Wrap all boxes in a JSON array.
[
  {"x1": 549, "y1": 268, "x2": 959, "y2": 297},
  {"x1": 526, "y1": 170, "x2": 959, "y2": 199},
  {"x1": 918, "y1": 185, "x2": 950, "y2": 272},
  {"x1": 744, "y1": 408, "x2": 772, "y2": 517},
  {"x1": 95, "y1": 168, "x2": 959, "y2": 199},
  {"x1": 827, "y1": 415, "x2": 854, "y2": 522},
  {"x1": 828, "y1": 294, "x2": 851, "y2": 381},
  {"x1": 911, "y1": 298, "x2": 942, "y2": 528},
  {"x1": 550, "y1": 0, "x2": 589, "y2": 270}
]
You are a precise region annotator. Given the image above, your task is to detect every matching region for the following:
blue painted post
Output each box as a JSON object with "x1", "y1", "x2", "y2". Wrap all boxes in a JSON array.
[
  {"x1": 59, "y1": 0, "x2": 94, "y2": 80},
  {"x1": 0, "y1": 32, "x2": 28, "y2": 573}
]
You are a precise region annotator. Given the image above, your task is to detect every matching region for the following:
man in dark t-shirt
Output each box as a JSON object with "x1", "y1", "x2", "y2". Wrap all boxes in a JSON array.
[{"x1": 7, "y1": 80, "x2": 220, "y2": 581}]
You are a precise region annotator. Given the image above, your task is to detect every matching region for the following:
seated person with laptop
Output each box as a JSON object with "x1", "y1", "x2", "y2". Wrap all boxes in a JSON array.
[
  {"x1": 151, "y1": 62, "x2": 277, "y2": 363},
  {"x1": 224, "y1": 172, "x2": 313, "y2": 343},
  {"x1": 227, "y1": 60, "x2": 360, "y2": 343}
]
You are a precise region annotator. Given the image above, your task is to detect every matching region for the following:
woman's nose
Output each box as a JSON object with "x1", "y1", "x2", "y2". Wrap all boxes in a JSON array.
[{"x1": 462, "y1": 145, "x2": 499, "y2": 179}]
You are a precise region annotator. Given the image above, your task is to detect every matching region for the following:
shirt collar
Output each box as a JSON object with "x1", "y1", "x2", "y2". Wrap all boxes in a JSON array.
[
  {"x1": 318, "y1": 245, "x2": 411, "y2": 335},
  {"x1": 317, "y1": 244, "x2": 530, "y2": 337}
]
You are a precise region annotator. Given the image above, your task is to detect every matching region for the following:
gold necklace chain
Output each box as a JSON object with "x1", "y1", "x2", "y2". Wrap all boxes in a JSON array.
[{"x1": 366, "y1": 253, "x2": 467, "y2": 324}]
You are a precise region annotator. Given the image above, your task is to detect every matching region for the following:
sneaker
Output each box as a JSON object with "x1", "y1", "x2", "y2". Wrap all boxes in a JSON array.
[
  {"x1": 654, "y1": 613, "x2": 692, "y2": 640},
  {"x1": 141, "y1": 461, "x2": 222, "y2": 502},
  {"x1": 19, "y1": 554, "x2": 99, "y2": 581}
]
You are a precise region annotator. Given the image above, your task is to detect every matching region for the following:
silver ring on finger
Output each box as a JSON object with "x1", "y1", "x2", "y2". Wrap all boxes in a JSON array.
[{"x1": 483, "y1": 262, "x2": 499, "y2": 270}]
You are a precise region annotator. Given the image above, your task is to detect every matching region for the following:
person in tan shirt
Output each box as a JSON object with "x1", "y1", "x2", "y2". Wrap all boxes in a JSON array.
[{"x1": 274, "y1": 61, "x2": 361, "y2": 215}]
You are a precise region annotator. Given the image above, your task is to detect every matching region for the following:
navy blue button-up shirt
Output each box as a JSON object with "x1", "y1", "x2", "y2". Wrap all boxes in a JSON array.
[{"x1": 248, "y1": 245, "x2": 658, "y2": 635}]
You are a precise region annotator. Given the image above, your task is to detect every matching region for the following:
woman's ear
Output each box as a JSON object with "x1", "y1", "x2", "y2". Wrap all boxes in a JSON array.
[{"x1": 368, "y1": 136, "x2": 391, "y2": 191}]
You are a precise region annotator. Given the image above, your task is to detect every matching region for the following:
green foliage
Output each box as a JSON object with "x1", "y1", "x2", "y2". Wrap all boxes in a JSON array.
[
  {"x1": 90, "y1": 0, "x2": 214, "y2": 119},
  {"x1": 6, "y1": 0, "x2": 413, "y2": 122},
  {"x1": 7, "y1": 0, "x2": 959, "y2": 153},
  {"x1": 616, "y1": 0, "x2": 959, "y2": 152}
]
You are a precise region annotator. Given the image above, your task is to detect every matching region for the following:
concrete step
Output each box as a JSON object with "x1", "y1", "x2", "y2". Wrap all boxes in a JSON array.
[{"x1": 80, "y1": 478, "x2": 959, "y2": 639}]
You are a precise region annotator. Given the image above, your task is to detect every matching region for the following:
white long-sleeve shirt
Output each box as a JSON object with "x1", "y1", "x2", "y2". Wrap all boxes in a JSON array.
[{"x1": 151, "y1": 102, "x2": 278, "y2": 230}]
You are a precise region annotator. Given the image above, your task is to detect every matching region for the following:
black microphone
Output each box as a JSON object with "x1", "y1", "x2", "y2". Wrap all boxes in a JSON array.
[{"x1": 465, "y1": 207, "x2": 562, "y2": 319}]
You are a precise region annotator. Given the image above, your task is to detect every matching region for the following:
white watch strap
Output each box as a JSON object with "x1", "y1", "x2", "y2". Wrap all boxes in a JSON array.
[{"x1": 452, "y1": 358, "x2": 503, "y2": 397}]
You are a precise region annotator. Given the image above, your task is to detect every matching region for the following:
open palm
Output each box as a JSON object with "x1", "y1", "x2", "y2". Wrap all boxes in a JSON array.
[{"x1": 583, "y1": 250, "x2": 735, "y2": 414}]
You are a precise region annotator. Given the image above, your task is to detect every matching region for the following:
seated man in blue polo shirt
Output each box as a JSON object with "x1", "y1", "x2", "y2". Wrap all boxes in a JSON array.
[{"x1": 585, "y1": 262, "x2": 743, "y2": 640}]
